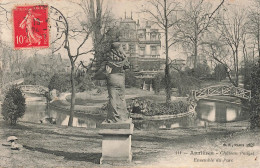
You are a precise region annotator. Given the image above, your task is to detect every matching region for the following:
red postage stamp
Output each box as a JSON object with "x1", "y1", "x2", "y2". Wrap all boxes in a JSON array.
[{"x1": 13, "y1": 5, "x2": 49, "y2": 49}]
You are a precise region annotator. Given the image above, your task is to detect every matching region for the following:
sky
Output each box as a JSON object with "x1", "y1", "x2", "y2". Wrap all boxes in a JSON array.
[{"x1": 0, "y1": 0, "x2": 254, "y2": 64}]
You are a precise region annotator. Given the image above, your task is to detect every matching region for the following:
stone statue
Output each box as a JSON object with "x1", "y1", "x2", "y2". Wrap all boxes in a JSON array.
[{"x1": 93, "y1": 42, "x2": 130, "y2": 123}]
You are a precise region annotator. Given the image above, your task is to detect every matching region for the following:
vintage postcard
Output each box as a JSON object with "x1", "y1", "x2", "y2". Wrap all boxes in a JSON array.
[{"x1": 0, "y1": 0, "x2": 259, "y2": 167}]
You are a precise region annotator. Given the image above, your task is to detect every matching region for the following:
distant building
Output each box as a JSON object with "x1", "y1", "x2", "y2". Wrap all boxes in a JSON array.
[{"x1": 118, "y1": 14, "x2": 164, "y2": 89}]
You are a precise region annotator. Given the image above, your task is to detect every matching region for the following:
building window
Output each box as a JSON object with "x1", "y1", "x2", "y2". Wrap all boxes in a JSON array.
[
  {"x1": 140, "y1": 47, "x2": 145, "y2": 56},
  {"x1": 122, "y1": 44, "x2": 127, "y2": 51},
  {"x1": 130, "y1": 31, "x2": 135, "y2": 39},
  {"x1": 129, "y1": 44, "x2": 135, "y2": 53},
  {"x1": 123, "y1": 30, "x2": 130, "y2": 39},
  {"x1": 151, "y1": 33, "x2": 157, "y2": 41},
  {"x1": 151, "y1": 46, "x2": 157, "y2": 56},
  {"x1": 139, "y1": 33, "x2": 144, "y2": 39}
]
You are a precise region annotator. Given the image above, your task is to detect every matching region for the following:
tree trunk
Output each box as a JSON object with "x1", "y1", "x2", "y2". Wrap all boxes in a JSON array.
[
  {"x1": 253, "y1": 42, "x2": 255, "y2": 64},
  {"x1": 89, "y1": 0, "x2": 95, "y2": 21},
  {"x1": 95, "y1": 0, "x2": 102, "y2": 46},
  {"x1": 242, "y1": 39, "x2": 248, "y2": 88},
  {"x1": 235, "y1": 47, "x2": 239, "y2": 87},
  {"x1": 230, "y1": 49, "x2": 239, "y2": 87},
  {"x1": 96, "y1": 0, "x2": 102, "y2": 33},
  {"x1": 89, "y1": 0, "x2": 102, "y2": 62},
  {"x1": 68, "y1": 63, "x2": 75, "y2": 126},
  {"x1": 257, "y1": 24, "x2": 260, "y2": 59},
  {"x1": 164, "y1": 0, "x2": 171, "y2": 105},
  {"x1": 194, "y1": 37, "x2": 198, "y2": 69},
  {"x1": 194, "y1": 17, "x2": 198, "y2": 69}
]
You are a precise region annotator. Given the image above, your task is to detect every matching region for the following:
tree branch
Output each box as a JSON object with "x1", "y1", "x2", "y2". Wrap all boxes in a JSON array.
[{"x1": 197, "y1": 0, "x2": 225, "y2": 35}]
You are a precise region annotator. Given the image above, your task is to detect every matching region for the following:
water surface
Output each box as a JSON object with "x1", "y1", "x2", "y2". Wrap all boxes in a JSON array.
[{"x1": 6, "y1": 95, "x2": 250, "y2": 130}]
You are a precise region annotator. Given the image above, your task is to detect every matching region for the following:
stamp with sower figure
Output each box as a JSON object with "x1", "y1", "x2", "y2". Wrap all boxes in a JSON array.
[{"x1": 13, "y1": 5, "x2": 49, "y2": 49}]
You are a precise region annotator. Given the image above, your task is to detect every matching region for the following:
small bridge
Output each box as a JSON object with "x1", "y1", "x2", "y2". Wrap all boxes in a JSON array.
[
  {"x1": 19, "y1": 85, "x2": 48, "y2": 95},
  {"x1": 191, "y1": 85, "x2": 251, "y2": 100},
  {"x1": 188, "y1": 85, "x2": 251, "y2": 114}
]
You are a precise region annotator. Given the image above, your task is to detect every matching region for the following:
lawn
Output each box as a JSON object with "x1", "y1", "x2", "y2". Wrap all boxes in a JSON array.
[
  {"x1": 1, "y1": 118, "x2": 259, "y2": 167},
  {"x1": 56, "y1": 78, "x2": 235, "y2": 115},
  {"x1": 66, "y1": 87, "x2": 167, "y2": 106}
]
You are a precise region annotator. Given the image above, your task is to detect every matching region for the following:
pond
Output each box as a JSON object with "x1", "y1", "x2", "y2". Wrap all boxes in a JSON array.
[
  {"x1": 21, "y1": 102, "x2": 104, "y2": 128},
  {"x1": 6, "y1": 95, "x2": 250, "y2": 130},
  {"x1": 196, "y1": 98, "x2": 249, "y2": 123}
]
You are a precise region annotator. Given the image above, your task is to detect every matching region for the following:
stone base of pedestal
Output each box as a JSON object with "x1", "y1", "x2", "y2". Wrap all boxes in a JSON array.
[{"x1": 99, "y1": 121, "x2": 134, "y2": 165}]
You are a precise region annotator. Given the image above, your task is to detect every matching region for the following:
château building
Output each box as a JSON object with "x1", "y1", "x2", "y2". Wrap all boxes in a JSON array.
[{"x1": 118, "y1": 14, "x2": 165, "y2": 89}]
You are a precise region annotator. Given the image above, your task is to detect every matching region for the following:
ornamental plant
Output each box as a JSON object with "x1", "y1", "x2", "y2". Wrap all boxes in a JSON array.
[
  {"x1": 128, "y1": 98, "x2": 189, "y2": 116},
  {"x1": 1, "y1": 85, "x2": 26, "y2": 125}
]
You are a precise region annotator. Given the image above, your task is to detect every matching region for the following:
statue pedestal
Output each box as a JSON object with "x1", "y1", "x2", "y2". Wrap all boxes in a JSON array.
[{"x1": 99, "y1": 121, "x2": 134, "y2": 164}]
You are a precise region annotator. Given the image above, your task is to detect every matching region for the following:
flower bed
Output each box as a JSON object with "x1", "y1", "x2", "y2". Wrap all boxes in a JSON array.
[{"x1": 128, "y1": 99, "x2": 189, "y2": 116}]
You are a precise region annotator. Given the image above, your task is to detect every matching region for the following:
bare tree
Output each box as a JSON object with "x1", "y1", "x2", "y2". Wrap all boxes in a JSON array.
[
  {"x1": 216, "y1": 7, "x2": 247, "y2": 86},
  {"x1": 141, "y1": 0, "x2": 181, "y2": 105},
  {"x1": 202, "y1": 36, "x2": 236, "y2": 86},
  {"x1": 50, "y1": 6, "x2": 94, "y2": 126},
  {"x1": 50, "y1": 1, "x2": 115, "y2": 126},
  {"x1": 247, "y1": 0, "x2": 260, "y2": 61},
  {"x1": 176, "y1": 0, "x2": 225, "y2": 68},
  {"x1": 77, "y1": 0, "x2": 116, "y2": 67}
]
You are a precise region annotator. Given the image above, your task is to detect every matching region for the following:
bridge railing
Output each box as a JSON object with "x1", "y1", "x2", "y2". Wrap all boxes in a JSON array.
[
  {"x1": 19, "y1": 85, "x2": 48, "y2": 94},
  {"x1": 191, "y1": 85, "x2": 251, "y2": 100}
]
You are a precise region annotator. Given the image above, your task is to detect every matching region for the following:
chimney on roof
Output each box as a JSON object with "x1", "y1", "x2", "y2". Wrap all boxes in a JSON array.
[
  {"x1": 131, "y1": 11, "x2": 133, "y2": 19},
  {"x1": 125, "y1": 10, "x2": 126, "y2": 19},
  {"x1": 146, "y1": 21, "x2": 151, "y2": 28}
]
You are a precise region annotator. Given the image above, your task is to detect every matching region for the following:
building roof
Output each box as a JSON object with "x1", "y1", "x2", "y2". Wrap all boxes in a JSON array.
[{"x1": 120, "y1": 18, "x2": 136, "y2": 23}]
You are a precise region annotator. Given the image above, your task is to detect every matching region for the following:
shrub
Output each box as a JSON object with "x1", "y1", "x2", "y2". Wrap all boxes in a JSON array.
[
  {"x1": 240, "y1": 61, "x2": 255, "y2": 89},
  {"x1": 194, "y1": 63, "x2": 211, "y2": 78},
  {"x1": 23, "y1": 71, "x2": 53, "y2": 87},
  {"x1": 1, "y1": 86, "x2": 26, "y2": 125},
  {"x1": 184, "y1": 63, "x2": 211, "y2": 79},
  {"x1": 171, "y1": 71, "x2": 201, "y2": 96},
  {"x1": 152, "y1": 73, "x2": 164, "y2": 94},
  {"x1": 128, "y1": 99, "x2": 189, "y2": 116},
  {"x1": 250, "y1": 60, "x2": 260, "y2": 129},
  {"x1": 48, "y1": 73, "x2": 71, "y2": 92},
  {"x1": 147, "y1": 101, "x2": 189, "y2": 116},
  {"x1": 125, "y1": 70, "x2": 137, "y2": 87},
  {"x1": 75, "y1": 73, "x2": 95, "y2": 92},
  {"x1": 214, "y1": 64, "x2": 227, "y2": 81}
]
